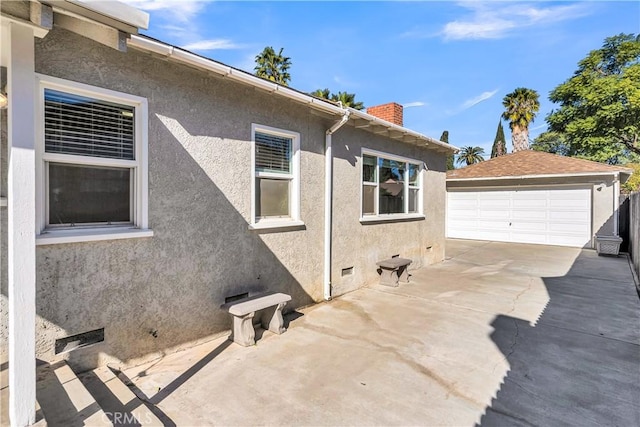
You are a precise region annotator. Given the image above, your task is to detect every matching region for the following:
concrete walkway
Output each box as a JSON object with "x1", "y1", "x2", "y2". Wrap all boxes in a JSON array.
[{"x1": 117, "y1": 240, "x2": 639, "y2": 426}]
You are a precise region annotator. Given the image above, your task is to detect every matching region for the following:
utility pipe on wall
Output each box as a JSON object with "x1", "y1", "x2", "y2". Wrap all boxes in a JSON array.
[
  {"x1": 324, "y1": 109, "x2": 350, "y2": 300},
  {"x1": 614, "y1": 172, "x2": 620, "y2": 236}
]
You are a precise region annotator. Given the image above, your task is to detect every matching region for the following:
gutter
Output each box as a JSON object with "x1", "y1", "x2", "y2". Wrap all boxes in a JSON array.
[
  {"x1": 446, "y1": 171, "x2": 629, "y2": 182},
  {"x1": 324, "y1": 109, "x2": 350, "y2": 301},
  {"x1": 126, "y1": 35, "x2": 458, "y2": 153},
  {"x1": 614, "y1": 172, "x2": 620, "y2": 236}
]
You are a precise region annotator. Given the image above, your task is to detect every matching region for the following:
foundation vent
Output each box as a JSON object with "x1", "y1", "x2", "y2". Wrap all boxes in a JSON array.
[
  {"x1": 341, "y1": 267, "x2": 354, "y2": 277},
  {"x1": 225, "y1": 292, "x2": 249, "y2": 304},
  {"x1": 54, "y1": 328, "x2": 104, "y2": 354}
]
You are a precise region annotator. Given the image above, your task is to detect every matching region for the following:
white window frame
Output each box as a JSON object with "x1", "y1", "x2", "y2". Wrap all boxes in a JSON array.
[
  {"x1": 250, "y1": 123, "x2": 302, "y2": 230},
  {"x1": 360, "y1": 148, "x2": 424, "y2": 222},
  {"x1": 35, "y1": 74, "x2": 152, "y2": 245}
]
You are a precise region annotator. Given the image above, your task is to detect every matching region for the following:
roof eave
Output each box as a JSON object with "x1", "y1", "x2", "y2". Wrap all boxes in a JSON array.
[
  {"x1": 43, "y1": 0, "x2": 149, "y2": 33},
  {"x1": 447, "y1": 171, "x2": 629, "y2": 182},
  {"x1": 127, "y1": 34, "x2": 455, "y2": 154}
]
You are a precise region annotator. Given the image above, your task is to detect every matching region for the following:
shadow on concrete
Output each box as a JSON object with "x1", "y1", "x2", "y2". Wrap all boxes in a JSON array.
[
  {"x1": 35, "y1": 360, "x2": 102, "y2": 427},
  {"x1": 0, "y1": 26, "x2": 324, "y2": 377},
  {"x1": 479, "y1": 250, "x2": 640, "y2": 426},
  {"x1": 138, "y1": 339, "x2": 232, "y2": 406}
]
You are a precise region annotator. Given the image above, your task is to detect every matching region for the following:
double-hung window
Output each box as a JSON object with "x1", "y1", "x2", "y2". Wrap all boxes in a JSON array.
[
  {"x1": 361, "y1": 150, "x2": 423, "y2": 219},
  {"x1": 251, "y1": 124, "x2": 301, "y2": 228},
  {"x1": 36, "y1": 75, "x2": 150, "y2": 244}
]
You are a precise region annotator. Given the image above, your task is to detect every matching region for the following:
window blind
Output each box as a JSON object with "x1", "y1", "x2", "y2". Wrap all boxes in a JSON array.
[
  {"x1": 255, "y1": 132, "x2": 291, "y2": 173},
  {"x1": 44, "y1": 89, "x2": 135, "y2": 160}
]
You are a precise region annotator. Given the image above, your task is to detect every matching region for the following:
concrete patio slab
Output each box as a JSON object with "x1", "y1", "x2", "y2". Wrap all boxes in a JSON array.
[{"x1": 117, "y1": 239, "x2": 639, "y2": 426}]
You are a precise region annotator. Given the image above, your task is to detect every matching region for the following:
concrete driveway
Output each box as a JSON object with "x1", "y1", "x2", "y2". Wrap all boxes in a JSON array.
[{"x1": 116, "y1": 239, "x2": 640, "y2": 426}]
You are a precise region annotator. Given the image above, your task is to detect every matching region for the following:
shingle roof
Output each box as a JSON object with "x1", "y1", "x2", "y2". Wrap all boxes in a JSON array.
[{"x1": 447, "y1": 150, "x2": 633, "y2": 180}]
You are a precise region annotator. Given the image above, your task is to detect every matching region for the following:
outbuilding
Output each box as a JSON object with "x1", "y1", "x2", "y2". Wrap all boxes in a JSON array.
[{"x1": 446, "y1": 150, "x2": 632, "y2": 248}]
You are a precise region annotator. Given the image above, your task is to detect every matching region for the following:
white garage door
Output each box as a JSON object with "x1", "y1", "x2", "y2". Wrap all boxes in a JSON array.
[{"x1": 447, "y1": 187, "x2": 592, "y2": 247}]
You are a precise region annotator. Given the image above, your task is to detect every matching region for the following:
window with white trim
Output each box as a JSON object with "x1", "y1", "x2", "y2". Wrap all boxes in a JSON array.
[
  {"x1": 251, "y1": 124, "x2": 301, "y2": 227},
  {"x1": 361, "y1": 150, "x2": 423, "y2": 218},
  {"x1": 37, "y1": 75, "x2": 149, "y2": 236}
]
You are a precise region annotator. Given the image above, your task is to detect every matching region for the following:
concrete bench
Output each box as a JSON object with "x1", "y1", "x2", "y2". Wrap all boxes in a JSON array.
[
  {"x1": 220, "y1": 292, "x2": 291, "y2": 346},
  {"x1": 376, "y1": 258, "x2": 412, "y2": 287}
]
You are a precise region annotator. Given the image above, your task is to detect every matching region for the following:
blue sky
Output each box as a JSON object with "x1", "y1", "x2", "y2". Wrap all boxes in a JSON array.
[{"x1": 122, "y1": 0, "x2": 639, "y2": 157}]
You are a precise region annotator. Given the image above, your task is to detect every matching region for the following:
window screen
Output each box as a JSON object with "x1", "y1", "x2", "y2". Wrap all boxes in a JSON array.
[
  {"x1": 44, "y1": 89, "x2": 135, "y2": 160},
  {"x1": 255, "y1": 132, "x2": 291, "y2": 174},
  {"x1": 48, "y1": 163, "x2": 131, "y2": 226}
]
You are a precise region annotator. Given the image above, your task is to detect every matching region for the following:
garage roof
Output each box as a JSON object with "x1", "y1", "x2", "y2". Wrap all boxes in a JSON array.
[{"x1": 447, "y1": 150, "x2": 633, "y2": 181}]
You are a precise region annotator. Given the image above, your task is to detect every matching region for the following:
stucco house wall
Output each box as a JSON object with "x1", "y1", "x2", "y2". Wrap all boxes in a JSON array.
[
  {"x1": 447, "y1": 175, "x2": 618, "y2": 247},
  {"x1": 331, "y1": 127, "x2": 446, "y2": 296},
  {"x1": 0, "y1": 27, "x2": 448, "y2": 370}
]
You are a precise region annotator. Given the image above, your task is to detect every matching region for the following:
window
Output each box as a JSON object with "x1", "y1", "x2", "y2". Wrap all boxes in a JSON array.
[
  {"x1": 36, "y1": 75, "x2": 150, "y2": 244},
  {"x1": 251, "y1": 124, "x2": 301, "y2": 228},
  {"x1": 361, "y1": 150, "x2": 423, "y2": 219}
]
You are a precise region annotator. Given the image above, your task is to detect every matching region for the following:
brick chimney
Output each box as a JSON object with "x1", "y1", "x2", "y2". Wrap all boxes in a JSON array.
[{"x1": 366, "y1": 102, "x2": 403, "y2": 126}]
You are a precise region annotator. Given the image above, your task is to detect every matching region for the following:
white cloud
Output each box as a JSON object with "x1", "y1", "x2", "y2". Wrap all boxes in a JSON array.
[
  {"x1": 403, "y1": 101, "x2": 426, "y2": 108},
  {"x1": 440, "y1": 2, "x2": 591, "y2": 41},
  {"x1": 333, "y1": 75, "x2": 359, "y2": 88},
  {"x1": 181, "y1": 39, "x2": 243, "y2": 51},
  {"x1": 461, "y1": 89, "x2": 498, "y2": 110},
  {"x1": 235, "y1": 53, "x2": 258, "y2": 73},
  {"x1": 530, "y1": 123, "x2": 547, "y2": 131},
  {"x1": 120, "y1": 0, "x2": 210, "y2": 22}
]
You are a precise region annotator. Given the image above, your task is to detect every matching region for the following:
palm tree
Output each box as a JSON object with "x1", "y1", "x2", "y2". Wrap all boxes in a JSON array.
[
  {"x1": 310, "y1": 88, "x2": 331, "y2": 99},
  {"x1": 310, "y1": 89, "x2": 365, "y2": 110},
  {"x1": 502, "y1": 88, "x2": 540, "y2": 152},
  {"x1": 330, "y1": 91, "x2": 364, "y2": 110},
  {"x1": 254, "y1": 47, "x2": 291, "y2": 86},
  {"x1": 456, "y1": 146, "x2": 486, "y2": 166}
]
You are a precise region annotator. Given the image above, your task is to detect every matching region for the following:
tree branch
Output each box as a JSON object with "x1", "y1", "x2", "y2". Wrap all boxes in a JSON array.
[{"x1": 618, "y1": 134, "x2": 640, "y2": 156}]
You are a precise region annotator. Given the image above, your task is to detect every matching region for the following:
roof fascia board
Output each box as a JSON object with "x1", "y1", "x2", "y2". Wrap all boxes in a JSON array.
[
  {"x1": 447, "y1": 171, "x2": 626, "y2": 182},
  {"x1": 0, "y1": 12, "x2": 50, "y2": 38},
  {"x1": 348, "y1": 109, "x2": 459, "y2": 153},
  {"x1": 44, "y1": 0, "x2": 148, "y2": 33},
  {"x1": 127, "y1": 35, "x2": 458, "y2": 153}
]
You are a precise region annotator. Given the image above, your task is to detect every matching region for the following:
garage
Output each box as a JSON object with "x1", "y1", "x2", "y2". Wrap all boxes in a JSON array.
[
  {"x1": 447, "y1": 187, "x2": 591, "y2": 247},
  {"x1": 446, "y1": 151, "x2": 632, "y2": 248}
]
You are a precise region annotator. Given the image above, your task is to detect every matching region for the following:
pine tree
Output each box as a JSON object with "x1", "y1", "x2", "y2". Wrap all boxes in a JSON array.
[
  {"x1": 490, "y1": 121, "x2": 507, "y2": 158},
  {"x1": 440, "y1": 131, "x2": 455, "y2": 170}
]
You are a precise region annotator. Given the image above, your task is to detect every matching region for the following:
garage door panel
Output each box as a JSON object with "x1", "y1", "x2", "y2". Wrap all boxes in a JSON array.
[
  {"x1": 447, "y1": 187, "x2": 591, "y2": 248},
  {"x1": 549, "y1": 199, "x2": 589, "y2": 209},
  {"x1": 512, "y1": 191, "x2": 546, "y2": 200},
  {"x1": 510, "y1": 221, "x2": 548, "y2": 232},
  {"x1": 548, "y1": 210, "x2": 590, "y2": 221},
  {"x1": 511, "y1": 210, "x2": 546, "y2": 220},
  {"x1": 477, "y1": 219, "x2": 509, "y2": 230},
  {"x1": 477, "y1": 230, "x2": 510, "y2": 241},
  {"x1": 479, "y1": 199, "x2": 510, "y2": 209},
  {"x1": 548, "y1": 235, "x2": 590, "y2": 247},
  {"x1": 479, "y1": 209, "x2": 510, "y2": 219},
  {"x1": 448, "y1": 199, "x2": 478, "y2": 210},
  {"x1": 511, "y1": 232, "x2": 548, "y2": 244},
  {"x1": 548, "y1": 222, "x2": 589, "y2": 233},
  {"x1": 448, "y1": 209, "x2": 477, "y2": 219},
  {"x1": 549, "y1": 189, "x2": 587, "y2": 199}
]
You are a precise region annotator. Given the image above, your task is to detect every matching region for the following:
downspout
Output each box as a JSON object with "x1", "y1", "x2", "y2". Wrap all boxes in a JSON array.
[
  {"x1": 324, "y1": 108, "x2": 350, "y2": 300},
  {"x1": 614, "y1": 172, "x2": 620, "y2": 236}
]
